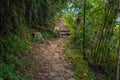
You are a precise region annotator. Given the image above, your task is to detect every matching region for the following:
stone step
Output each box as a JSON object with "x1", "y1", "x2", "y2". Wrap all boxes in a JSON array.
[
  {"x1": 60, "y1": 32, "x2": 70, "y2": 37},
  {"x1": 60, "y1": 30, "x2": 70, "y2": 32},
  {"x1": 60, "y1": 28, "x2": 70, "y2": 37},
  {"x1": 60, "y1": 32, "x2": 70, "y2": 34},
  {"x1": 61, "y1": 34, "x2": 70, "y2": 36}
]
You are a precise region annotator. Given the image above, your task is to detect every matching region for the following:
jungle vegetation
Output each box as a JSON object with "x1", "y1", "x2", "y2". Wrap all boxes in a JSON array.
[{"x1": 0, "y1": 0, "x2": 120, "y2": 80}]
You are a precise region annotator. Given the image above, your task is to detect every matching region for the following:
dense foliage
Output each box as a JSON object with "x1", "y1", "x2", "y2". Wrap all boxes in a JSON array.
[
  {"x1": 64, "y1": 0, "x2": 120, "y2": 79},
  {"x1": 0, "y1": 0, "x2": 67, "y2": 79},
  {"x1": 0, "y1": 0, "x2": 120, "y2": 80}
]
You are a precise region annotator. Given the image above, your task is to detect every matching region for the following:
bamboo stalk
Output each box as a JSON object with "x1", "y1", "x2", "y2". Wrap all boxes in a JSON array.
[
  {"x1": 93, "y1": 6, "x2": 110, "y2": 63},
  {"x1": 103, "y1": 27, "x2": 113, "y2": 62},
  {"x1": 102, "y1": 0, "x2": 118, "y2": 62},
  {"x1": 116, "y1": 23, "x2": 120, "y2": 80},
  {"x1": 117, "y1": 47, "x2": 120, "y2": 80},
  {"x1": 101, "y1": 24, "x2": 113, "y2": 62},
  {"x1": 100, "y1": 15, "x2": 116, "y2": 62}
]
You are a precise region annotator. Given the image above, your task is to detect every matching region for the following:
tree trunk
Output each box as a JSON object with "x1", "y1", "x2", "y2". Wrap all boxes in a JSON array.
[
  {"x1": 7, "y1": 0, "x2": 9, "y2": 7},
  {"x1": 83, "y1": 0, "x2": 86, "y2": 58}
]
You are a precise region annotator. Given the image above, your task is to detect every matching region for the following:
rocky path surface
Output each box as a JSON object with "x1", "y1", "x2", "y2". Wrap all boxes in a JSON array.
[{"x1": 32, "y1": 38, "x2": 76, "y2": 80}]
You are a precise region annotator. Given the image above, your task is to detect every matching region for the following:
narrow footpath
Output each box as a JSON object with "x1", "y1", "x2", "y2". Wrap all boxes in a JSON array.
[
  {"x1": 32, "y1": 38, "x2": 76, "y2": 80},
  {"x1": 31, "y1": 19, "x2": 76, "y2": 80}
]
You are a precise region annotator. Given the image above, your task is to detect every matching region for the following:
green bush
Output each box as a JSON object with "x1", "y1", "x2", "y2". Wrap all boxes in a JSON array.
[
  {"x1": 63, "y1": 45, "x2": 94, "y2": 80},
  {"x1": 0, "y1": 64, "x2": 19, "y2": 80},
  {"x1": 40, "y1": 30, "x2": 55, "y2": 40},
  {"x1": 0, "y1": 35, "x2": 30, "y2": 80}
]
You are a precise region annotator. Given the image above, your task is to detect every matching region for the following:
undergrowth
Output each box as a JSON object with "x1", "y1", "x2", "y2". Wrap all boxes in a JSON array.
[
  {"x1": 39, "y1": 30, "x2": 55, "y2": 41},
  {"x1": 63, "y1": 15, "x2": 94, "y2": 80},
  {"x1": 0, "y1": 1, "x2": 67, "y2": 80},
  {"x1": 63, "y1": 44, "x2": 94, "y2": 80},
  {"x1": 0, "y1": 34, "x2": 31, "y2": 80}
]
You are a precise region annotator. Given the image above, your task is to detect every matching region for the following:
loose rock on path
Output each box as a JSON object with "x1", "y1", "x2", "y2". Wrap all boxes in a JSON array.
[{"x1": 32, "y1": 38, "x2": 76, "y2": 80}]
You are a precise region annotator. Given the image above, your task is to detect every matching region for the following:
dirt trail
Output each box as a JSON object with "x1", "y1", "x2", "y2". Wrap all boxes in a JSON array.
[
  {"x1": 31, "y1": 19, "x2": 76, "y2": 80},
  {"x1": 32, "y1": 38, "x2": 76, "y2": 80}
]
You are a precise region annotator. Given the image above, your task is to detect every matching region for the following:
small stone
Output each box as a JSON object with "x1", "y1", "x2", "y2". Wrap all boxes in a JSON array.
[
  {"x1": 63, "y1": 63, "x2": 70, "y2": 69},
  {"x1": 53, "y1": 77, "x2": 65, "y2": 80},
  {"x1": 64, "y1": 70, "x2": 74, "y2": 78},
  {"x1": 53, "y1": 64, "x2": 65, "y2": 71},
  {"x1": 40, "y1": 76, "x2": 47, "y2": 80},
  {"x1": 38, "y1": 73, "x2": 42, "y2": 75},
  {"x1": 57, "y1": 71, "x2": 65, "y2": 76},
  {"x1": 83, "y1": 73, "x2": 88, "y2": 77},
  {"x1": 33, "y1": 32, "x2": 44, "y2": 43},
  {"x1": 54, "y1": 53, "x2": 60, "y2": 59},
  {"x1": 48, "y1": 76, "x2": 53, "y2": 80},
  {"x1": 48, "y1": 41, "x2": 52, "y2": 44},
  {"x1": 65, "y1": 70, "x2": 70, "y2": 73},
  {"x1": 44, "y1": 73, "x2": 49, "y2": 77},
  {"x1": 67, "y1": 78, "x2": 75, "y2": 80},
  {"x1": 50, "y1": 72, "x2": 57, "y2": 76}
]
